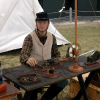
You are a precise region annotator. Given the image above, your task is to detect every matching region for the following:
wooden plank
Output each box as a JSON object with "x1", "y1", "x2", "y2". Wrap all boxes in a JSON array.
[
  {"x1": 2, "y1": 56, "x2": 100, "y2": 91},
  {"x1": 91, "y1": 80, "x2": 100, "y2": 88},
  {"x1": 0, "y1": 81, "x2": 21, "y2": 98},
  {"x1": 0, "y1": 96, "x2": 11, "y2": 100}
]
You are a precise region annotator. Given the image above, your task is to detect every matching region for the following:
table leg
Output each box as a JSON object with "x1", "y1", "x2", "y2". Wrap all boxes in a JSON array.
[
  {"x1": 14, "y1": 83, "x2": 23, "y2": 100},
  {"x1": 74, "y1": 69, "x2": 98, "y2": 100},
  {"x1": 78, "y1": 75, "x2": 89, "y2": 100},
  {"x1": 23, "y1": 91, "x2": 33, "y2": 100}
]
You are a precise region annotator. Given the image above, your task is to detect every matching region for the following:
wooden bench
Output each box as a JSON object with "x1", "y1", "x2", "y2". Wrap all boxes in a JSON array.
[{"x1": 0, "y1": 81, "x2": 21, "y2": 100}]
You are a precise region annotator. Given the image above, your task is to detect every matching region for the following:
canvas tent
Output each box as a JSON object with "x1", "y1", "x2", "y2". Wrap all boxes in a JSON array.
[{"x1": 0, "y1": 0, "x2": 70, "y2": 53}]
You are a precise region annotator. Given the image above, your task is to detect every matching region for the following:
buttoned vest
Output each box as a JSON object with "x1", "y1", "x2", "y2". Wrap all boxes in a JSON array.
[{"x1": 30, "y1": 31, "x2": 53, "y2": 62}]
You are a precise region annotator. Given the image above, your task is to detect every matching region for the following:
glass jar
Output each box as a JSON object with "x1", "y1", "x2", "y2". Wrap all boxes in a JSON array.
[{"x1": 0, "y1": 62, "x2": 3, "y2": 84}]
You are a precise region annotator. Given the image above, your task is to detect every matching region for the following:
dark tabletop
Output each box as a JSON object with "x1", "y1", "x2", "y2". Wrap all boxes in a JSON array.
[{"x1": 3, "y1": 56, "x2": 100, "y2": 91}]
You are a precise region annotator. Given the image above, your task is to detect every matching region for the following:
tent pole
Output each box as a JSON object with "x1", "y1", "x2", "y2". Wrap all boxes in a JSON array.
[
  {"x1": 75, "y1": 0, "x2": 77, "y2": 44},
  {"x1": 68, "y1": 0, "x2": 83, "y2": 72}
]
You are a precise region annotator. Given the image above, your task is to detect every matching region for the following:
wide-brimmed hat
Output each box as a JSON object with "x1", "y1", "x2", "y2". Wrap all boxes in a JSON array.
[{"x1": 36, "y1": 12, "x2": 49, "y2": 21}]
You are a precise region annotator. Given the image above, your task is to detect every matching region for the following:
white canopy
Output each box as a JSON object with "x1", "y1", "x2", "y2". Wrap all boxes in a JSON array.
[{"x1": 0, "y1": 0, "x2": 70, "y2": 53}]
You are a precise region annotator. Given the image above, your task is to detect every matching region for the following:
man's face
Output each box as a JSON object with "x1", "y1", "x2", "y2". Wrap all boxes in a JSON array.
[{"x1": 36, "y1": 20, "x2": 49, "y2": 35}]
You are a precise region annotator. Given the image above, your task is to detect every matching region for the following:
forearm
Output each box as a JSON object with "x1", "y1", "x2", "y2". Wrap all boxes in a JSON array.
[{"x1": 20, "y1": 51, "x2": 30, "y2": 65}]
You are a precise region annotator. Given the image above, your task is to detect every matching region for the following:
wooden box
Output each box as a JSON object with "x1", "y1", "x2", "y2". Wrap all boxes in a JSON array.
[
  {"x1": 69, "y1": 73, "x2": 100, "y2": 100},
  {"x1": 0, "y1": 96, "x2": 11, "y2": 100}
]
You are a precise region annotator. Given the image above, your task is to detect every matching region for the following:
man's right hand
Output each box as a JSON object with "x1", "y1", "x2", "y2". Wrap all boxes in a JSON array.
[{"x1": 26, "y1": 57, "x2": 38, "y2": 67}]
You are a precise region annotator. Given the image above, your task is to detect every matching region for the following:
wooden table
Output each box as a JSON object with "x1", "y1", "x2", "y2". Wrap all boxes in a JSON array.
[
  {"x1": 0, "y1": 81, "x2": 21, "y2": 100},
  {"x1": 2, "y1": 56, "x2": 100, "y2": 100}
]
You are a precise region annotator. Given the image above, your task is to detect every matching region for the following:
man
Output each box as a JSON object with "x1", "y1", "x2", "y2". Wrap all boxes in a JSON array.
[{"x1": 20, "y1": 12, "x2": 68, "y2": 100}]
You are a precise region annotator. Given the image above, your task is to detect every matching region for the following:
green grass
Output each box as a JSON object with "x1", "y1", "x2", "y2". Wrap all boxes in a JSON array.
[
  {"x1": 56, "y1": 22, "x2": 100, "y2": 56},
  {"x1": 0, "y1": 22, "x2": 100, "y2": 100},
  {"x1": 0, "y1": 49, "x2": 21, "y2": 69}
]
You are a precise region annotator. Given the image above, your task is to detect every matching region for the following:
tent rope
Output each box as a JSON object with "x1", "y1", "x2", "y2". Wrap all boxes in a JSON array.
[
  {"x1": 88, "y1": 0, "x2": 100, "y2": 25},
  {"x1": 59, "y1": 0, "x2": 66, "y2": 18},
  {"x1": 89, "y1": 0, "x2": 96, "y2": 17}
]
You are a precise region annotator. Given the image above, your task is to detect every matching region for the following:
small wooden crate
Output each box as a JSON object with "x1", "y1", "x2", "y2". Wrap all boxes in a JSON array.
[
  {"x1": 69, "y1": 73, "x2": 100, "y2": 100},
  {"x1": 0, "y1": 96, "x2": 11, "y2": 100}
]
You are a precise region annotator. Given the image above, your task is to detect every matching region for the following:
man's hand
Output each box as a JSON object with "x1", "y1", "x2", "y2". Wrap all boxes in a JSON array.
[{"x1": 26, "y1": 57, "x2": 38, "y2": 67}]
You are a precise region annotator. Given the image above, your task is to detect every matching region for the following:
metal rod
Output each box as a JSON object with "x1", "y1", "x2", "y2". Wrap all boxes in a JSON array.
[
  {"x1": 75, "y1": 0, "x2": 77, "y2": 44},
  {"x1": 79, "y1": 50, "x2": 95, "y2": 56}
]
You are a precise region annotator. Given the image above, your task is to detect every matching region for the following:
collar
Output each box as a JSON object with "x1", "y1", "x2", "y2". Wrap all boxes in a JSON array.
[{"x1": 35, "y1": 29, "x2": 47, "y2": 38}]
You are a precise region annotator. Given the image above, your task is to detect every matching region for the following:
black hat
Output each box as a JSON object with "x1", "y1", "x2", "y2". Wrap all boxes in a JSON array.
[{"x1": 36, "y1": 12, "x2": 49, "y2": 21}]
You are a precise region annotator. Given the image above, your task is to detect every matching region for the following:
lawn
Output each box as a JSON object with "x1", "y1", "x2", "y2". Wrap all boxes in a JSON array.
[{"x1": 0, "y1": 22, "x2": 100, "y2": 100}]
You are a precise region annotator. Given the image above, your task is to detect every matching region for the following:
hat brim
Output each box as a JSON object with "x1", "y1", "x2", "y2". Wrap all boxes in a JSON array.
[{"x1": 36, "y1": 18, "x2": 49, "y2": 21}]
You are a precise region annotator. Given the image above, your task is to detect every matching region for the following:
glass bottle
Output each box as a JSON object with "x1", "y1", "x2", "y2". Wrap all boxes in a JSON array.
[{"x1": 0, "y1": 62, "x2": 3, "y2": 84}]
